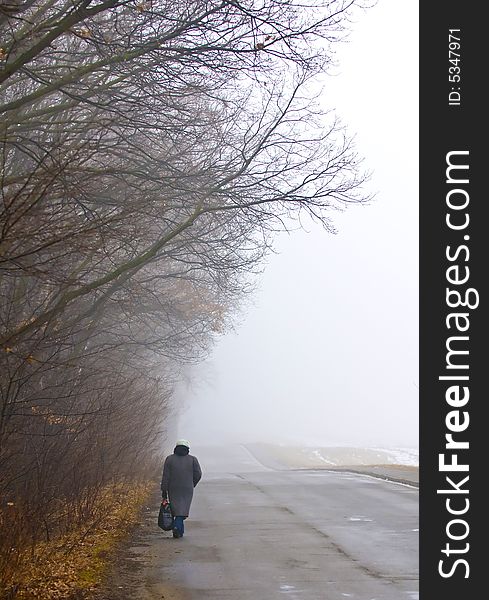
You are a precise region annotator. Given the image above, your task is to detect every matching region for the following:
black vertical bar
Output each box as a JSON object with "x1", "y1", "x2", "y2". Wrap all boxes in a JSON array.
[{"x1": 420, "y1": 2, "x2": 484, "y2": 598}]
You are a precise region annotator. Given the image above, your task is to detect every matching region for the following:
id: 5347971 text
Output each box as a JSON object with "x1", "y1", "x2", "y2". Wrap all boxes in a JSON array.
[{"x1": 448, "y1": 29, "x2": 461, "y2": 107}]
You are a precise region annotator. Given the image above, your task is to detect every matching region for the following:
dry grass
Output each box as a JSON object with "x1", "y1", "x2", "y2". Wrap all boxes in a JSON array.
[
  {"x1": 2, "y1": 482, "x2": 153, "y2": 600},
  {"x1": 253, "y1": 443, "x2": 419, "y2": 469}
]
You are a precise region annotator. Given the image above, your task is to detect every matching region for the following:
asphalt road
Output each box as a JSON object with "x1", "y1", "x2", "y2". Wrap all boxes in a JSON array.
[{"x1": 112, "y1": 445, "x2": 418, "y2": 600}]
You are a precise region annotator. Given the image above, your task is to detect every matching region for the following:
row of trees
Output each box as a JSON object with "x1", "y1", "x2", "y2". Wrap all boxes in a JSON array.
[{"x1": 0, "y1": 0, "x2": 368, "y2": 589}]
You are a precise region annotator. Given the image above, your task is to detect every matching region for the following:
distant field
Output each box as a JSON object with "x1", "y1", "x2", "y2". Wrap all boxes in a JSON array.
[{"x1": 246, "y1": 443, "x2": 419, "y2": 470}]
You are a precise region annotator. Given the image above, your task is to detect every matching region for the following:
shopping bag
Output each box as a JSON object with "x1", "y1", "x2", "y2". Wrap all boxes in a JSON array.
[{"x1": 158, "y1": 501, "x2": 173, "y2": 531}]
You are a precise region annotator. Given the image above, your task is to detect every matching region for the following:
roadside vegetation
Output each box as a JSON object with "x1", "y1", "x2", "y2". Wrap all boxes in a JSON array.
[
  {"x1": 1, "y1": 0, "x2": 369, "y2": 596},
  {"x1": 1, "y1": 482, "x2": 152, "y2": 598}
]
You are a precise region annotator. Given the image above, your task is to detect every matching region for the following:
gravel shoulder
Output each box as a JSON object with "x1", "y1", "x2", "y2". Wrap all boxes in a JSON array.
[
  {"x1": 328, "y1": 464, "x2": 419, "y2": 487},
  {"x1": 93, "y1": 491, "x2": 190, "y2": 600}
]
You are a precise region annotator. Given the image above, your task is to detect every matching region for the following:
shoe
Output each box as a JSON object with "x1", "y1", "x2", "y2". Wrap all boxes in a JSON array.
[{"x1": 172, "y1": 528, "x2": 181, "y2": 538}]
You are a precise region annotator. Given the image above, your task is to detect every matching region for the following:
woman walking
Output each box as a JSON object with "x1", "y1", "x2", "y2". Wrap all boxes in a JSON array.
[{"x1": 161, "y1": 439, "x2": 202, "y2": 538}]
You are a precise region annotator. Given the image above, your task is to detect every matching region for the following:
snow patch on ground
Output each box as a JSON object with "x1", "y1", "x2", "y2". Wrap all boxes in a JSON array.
[
  {"x1": 298, "y1": 446, "x2": 418, "y2": 467},
  {"x1": 310, "y1": 449, "x2": 336, "y2": 465},
  {"x1": 369, "y1": 447, "x2": 419, "y2": 466}
]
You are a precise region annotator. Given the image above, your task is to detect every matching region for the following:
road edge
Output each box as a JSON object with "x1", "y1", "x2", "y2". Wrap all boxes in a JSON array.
[{"x1": 325, "y1": 467, "x2": 419, "y2": 488}]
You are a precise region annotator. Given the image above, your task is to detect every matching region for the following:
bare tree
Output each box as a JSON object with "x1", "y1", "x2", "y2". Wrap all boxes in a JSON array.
[{"x1": 0, "y1": 1, "x2": 371, "y2": 593}]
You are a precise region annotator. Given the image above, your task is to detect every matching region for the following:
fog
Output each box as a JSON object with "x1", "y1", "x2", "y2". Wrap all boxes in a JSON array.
[{"x1": 176, "y1": 0, "x2": 419, "y2": 449}]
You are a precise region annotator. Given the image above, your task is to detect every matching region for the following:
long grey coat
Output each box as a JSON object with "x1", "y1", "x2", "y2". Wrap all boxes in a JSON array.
[{"x1": 160, "y1": 453, "x2": 202, "y2": 517}]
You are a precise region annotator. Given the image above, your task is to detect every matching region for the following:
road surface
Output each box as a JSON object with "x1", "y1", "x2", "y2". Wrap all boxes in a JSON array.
[{"x1": 107, "y1": 445, "x2": 418, "y2": 600}]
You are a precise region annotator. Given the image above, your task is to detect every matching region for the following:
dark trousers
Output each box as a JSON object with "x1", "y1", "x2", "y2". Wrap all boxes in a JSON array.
[{"x1": 173, "y1": 516, "x2": 185, "y2": 535}]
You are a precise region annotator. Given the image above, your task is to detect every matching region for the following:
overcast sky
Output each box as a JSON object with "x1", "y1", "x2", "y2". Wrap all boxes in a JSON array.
[{"x1": 176, "y1": 0, "x2": 419, "y2": 449}]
